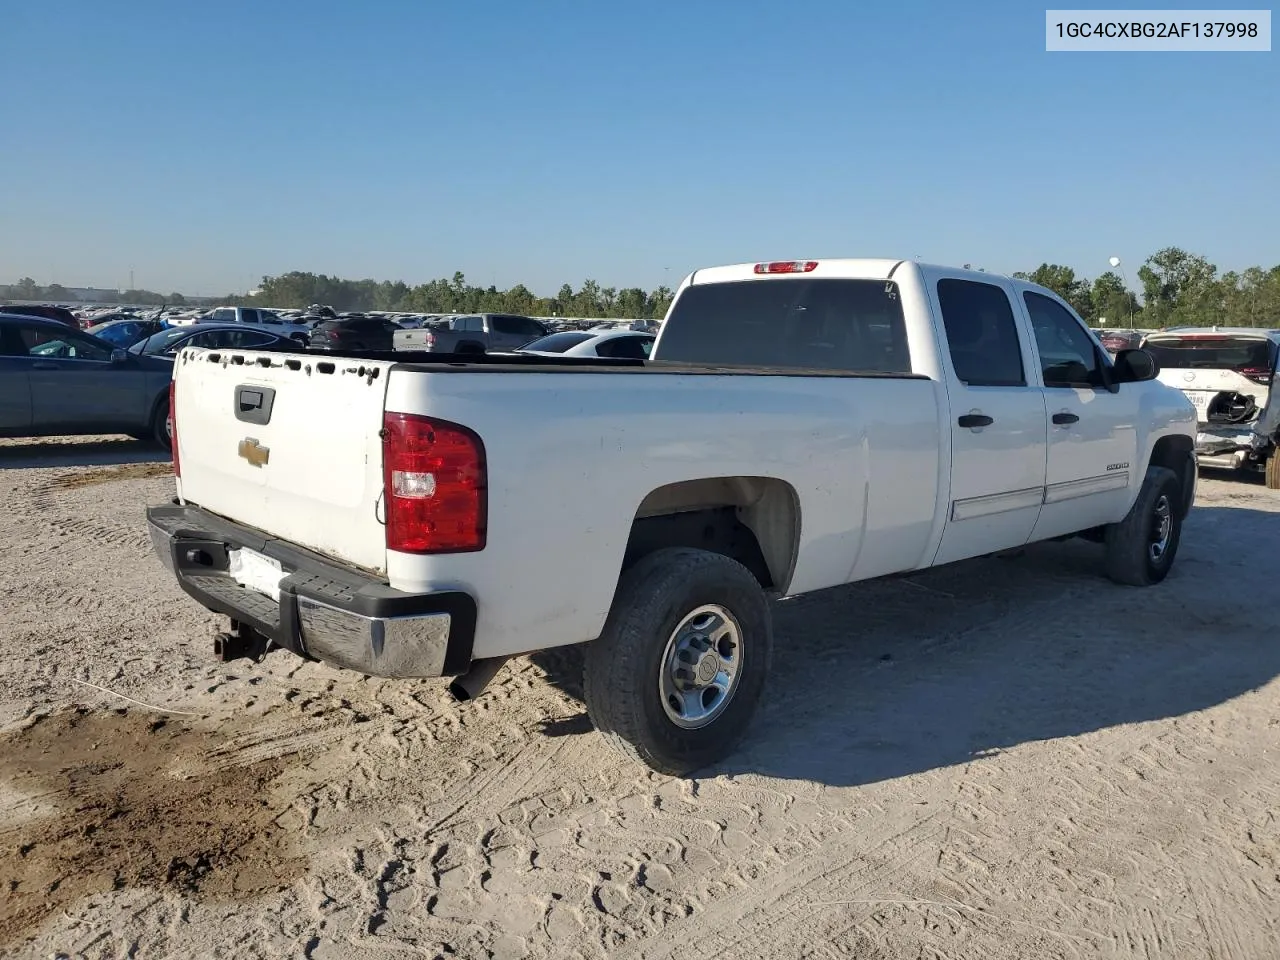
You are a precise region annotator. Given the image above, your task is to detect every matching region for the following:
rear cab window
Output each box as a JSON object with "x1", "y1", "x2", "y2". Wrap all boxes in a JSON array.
[{"x1": 658, "y1": 278, "x2": 912, "y2": 373}]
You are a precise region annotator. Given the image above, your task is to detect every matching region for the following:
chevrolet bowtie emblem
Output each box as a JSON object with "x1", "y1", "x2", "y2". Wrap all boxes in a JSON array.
[{"x1": 238, "y1": 438, "x2": 270, "y2": 467}]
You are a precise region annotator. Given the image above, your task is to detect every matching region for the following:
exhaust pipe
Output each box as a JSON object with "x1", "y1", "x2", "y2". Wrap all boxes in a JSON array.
[{"x1": 448, "y1": 656, "x2": 511, "y2": 702}]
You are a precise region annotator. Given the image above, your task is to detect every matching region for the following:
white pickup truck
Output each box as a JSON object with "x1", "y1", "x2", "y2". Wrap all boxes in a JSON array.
[{"x1": 147, "y1": 259, "x2": 1197, "y2": 774}]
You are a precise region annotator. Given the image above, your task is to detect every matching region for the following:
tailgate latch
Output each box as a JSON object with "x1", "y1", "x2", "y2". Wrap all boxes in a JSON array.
[{"x1": 235, "y1": 384, "x2": 276, "y2": 425}]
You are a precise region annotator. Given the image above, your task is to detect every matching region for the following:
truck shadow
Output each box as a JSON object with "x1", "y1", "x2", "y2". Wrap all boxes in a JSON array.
[
  {"x1": 530, "y1": 502, "x2": 1280, "y2": 787},
  {"x1": 0, "y1": 437, "x2": 167, "y2": 469}
]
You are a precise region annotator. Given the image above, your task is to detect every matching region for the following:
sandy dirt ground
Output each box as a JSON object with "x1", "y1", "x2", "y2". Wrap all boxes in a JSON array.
[{"x1": 2, "y1": 435, "x2": 1279, "y2": 960}]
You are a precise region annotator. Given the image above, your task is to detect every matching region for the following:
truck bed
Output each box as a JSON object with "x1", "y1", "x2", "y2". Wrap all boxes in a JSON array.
[
  {"x1": 293, "y1": 346, "x2": 931, "y2": 379},
  {"x1": 170, "y1": 344, "x2": 943, "y2": 658}
]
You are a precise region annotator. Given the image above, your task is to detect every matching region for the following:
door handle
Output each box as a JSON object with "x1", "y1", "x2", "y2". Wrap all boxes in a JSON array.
[
  {"x1": 32, "y1": 361, "x2": 59, "y2": 370},
  {"x1": 957, "y1": 413, "x2": 994, "y2": 428},
  {"x1": 1052, "y1": 412, "x2": 1080, "y2": 425}
]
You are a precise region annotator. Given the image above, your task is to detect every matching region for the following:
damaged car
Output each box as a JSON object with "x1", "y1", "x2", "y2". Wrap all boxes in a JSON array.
[{"x1": 1142, "y1": 327, "x2": 1280, "y2": 488}]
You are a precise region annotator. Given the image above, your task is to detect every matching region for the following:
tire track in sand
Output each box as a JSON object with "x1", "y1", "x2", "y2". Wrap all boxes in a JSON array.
[{"x1": 620, "y1": 813, "x2": 943, "y2": 960}]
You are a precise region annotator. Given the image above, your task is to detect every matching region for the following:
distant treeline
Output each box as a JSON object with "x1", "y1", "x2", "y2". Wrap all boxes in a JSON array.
[
  {"x1": 5, "y1": 246, "x2": 1278, "y2": 327},
  {"x1": 232, "y1": 272, "x2": 678, "y2": 321}
]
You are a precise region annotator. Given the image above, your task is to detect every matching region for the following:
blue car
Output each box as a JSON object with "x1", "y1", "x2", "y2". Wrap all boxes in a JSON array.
[{"x1": 0, "y1": 314, "x2": 176, "y2": 447}]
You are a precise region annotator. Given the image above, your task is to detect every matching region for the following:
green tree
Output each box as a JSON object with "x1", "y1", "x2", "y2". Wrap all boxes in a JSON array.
[
  {"x1": 1012, "y1": 264, "x2": 1094, "y2": 320},
  {"x1": 1090, "y1": 271, "x2": 1140, "y2": 327},
  {"x1": 12, "y1": 277, "x2": 39, "y2": 300},
  {"x1": 1220, "y1": 266, "x2": 1280, "y2": 328},
  {"x1": 1137, "y1": 247, "x2": 1219, "y2": 327}
]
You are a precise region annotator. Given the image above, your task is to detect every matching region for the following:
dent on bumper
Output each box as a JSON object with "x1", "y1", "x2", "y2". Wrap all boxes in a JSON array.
[{"x1": 146, "y1": 502, "x2": 476, "y2": 678}]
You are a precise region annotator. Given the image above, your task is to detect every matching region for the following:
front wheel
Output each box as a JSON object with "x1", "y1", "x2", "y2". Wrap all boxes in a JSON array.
[
  {"x1": 1266, "y1": 452, "x2": 1280, "y2": 490},
  {"x1": 1103, "y1": 465, "x2": 1182, "y2": 586},
  {"x1": 583, "y1": 548, "x2": 772, "y2": 775}
]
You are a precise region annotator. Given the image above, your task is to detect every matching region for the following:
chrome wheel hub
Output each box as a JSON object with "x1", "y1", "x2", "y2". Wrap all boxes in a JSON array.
[
  {"x1": 1149, "y1": 494, "x2": 1172, "y2": 563},
  {"x1": 658, "y1": 604, "x2": 742, "y2": 729}
]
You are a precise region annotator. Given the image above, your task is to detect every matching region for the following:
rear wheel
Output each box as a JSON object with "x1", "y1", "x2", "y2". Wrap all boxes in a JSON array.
[
  {"x1": 583, "y1": 548, "x2": 772, "y2": 775},
  {"x1": 1103, "y1": 465, "x2": 1182, "y2": 586},
  {"x1": 150, "y1": 394, "x2": 172, "y2": 450},
  {"x1": 1266, "y1": 452, "x2": 1280, "y2": 490}
]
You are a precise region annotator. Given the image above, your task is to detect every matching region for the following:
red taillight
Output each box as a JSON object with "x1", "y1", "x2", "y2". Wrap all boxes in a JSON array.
[
  {"x1": 753, "y1": 260, "x2": 818, "y2": 274},
  {"x1": 425, "y1": 332, "x2": 436, "y2": 348},
  {"x1": 169, "y1": 379, "x2": 180, "y2": 477},
  {"x1": 1240, "y1": 367, "x2": 1273, "y2": 385},
  {"x1": 325, "y1": 330, "x2": 340, "y2": 341},
  {"x1": 382, "y1": 412, "x2": 485, "y2": 553}
]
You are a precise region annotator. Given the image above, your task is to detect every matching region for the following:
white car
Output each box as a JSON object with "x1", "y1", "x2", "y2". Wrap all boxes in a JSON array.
[
  {"x1": 514, "y1": 329, "x2": 655, "y2": 359},
  {"x1": 172, "y1": 306, "x2": 311, "y2": 342},
  {"x1": 149, "y1": 258, "x2": 1196, "y2": 775},
  {"x1": 1143, "y1": 327, "x2": 1280, "y2": 487}
]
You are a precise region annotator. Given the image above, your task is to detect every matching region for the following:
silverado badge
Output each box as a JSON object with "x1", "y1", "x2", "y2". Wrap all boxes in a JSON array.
[{"x1": 238, "y1": 438, "x2": 270, "y2": 467}]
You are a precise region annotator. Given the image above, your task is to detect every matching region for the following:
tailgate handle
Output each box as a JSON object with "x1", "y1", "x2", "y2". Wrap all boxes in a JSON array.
[{"x1": 235, "y1": 385, "x2": 275, "y2": 425}]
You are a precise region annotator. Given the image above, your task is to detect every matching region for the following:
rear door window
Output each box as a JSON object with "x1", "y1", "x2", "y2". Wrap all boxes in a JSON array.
[
  {"x1": 936, "y1": 279, "x2": 1026, "y2": 386},
  {"x1": 658, "y1": 278, "x2": 912, "y2": 373}
]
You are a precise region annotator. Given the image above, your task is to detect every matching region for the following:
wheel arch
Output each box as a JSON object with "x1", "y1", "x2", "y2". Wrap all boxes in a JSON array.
[
  {"x1": 1147, "y1": 433, "x2": 1196, "y2": 518},
  {"x1": 619, "y1": 476, "x2": 801, "y2": 595}
]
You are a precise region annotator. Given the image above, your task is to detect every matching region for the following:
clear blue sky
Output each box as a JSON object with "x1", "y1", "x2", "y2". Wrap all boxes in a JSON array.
[{"x1": 1, "y1": 0, "x2": 1276, "y2": 296}]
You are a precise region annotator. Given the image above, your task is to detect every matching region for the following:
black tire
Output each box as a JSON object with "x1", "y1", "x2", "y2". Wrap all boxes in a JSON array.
[
  {"x1": 1103, "y1": 465, "x2": 1182, "y2": 586},
  {"x1": 1266, "y1": 453, "x2": 1280, "y2": 490},
  {"x1": 583, "y1": 547, "x2": 772, "y2": 775},
  {"x1": 150, "y1": 393, "x2": 172, "y2": 450}
]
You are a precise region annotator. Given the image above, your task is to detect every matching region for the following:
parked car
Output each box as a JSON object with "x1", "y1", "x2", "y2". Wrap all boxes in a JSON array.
[
  {"x1": 1097, "y1": 329, "x2": 1145, "y2": 354},
  {"x1": 1142, "y1": 327, "x2": 1280, "y2": 487},
  {"x1": 86, "y1": 317, "x2": 167, "y2": 348},
  {"x1": 149, "y1": 257, "x2": 1197, "y2": 776},
  {"x1": 514, "y1": 329, "x2": 655, "y2": 359},
  {"x1": 0, "y1": 305, "x2": 80, "y2": 329},
  {"x1": 176, "y1": 307, "x2": 311, "y2": 343},
  {"x1": 308, "y1": 316, "x2": 401, "y2": 351},
  {"x1": 394, "y1": 313, "x2": 549, "y2": 353},
  {"x1": 130, "y1": 323, "x2": 306, "y2": 360},
  {"x1": 0, "y1": 314, "x2": 175, "y2": 446}
]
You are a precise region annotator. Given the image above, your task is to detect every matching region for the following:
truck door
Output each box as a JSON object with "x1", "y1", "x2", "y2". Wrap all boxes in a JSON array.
[
  {"x1": 927, "y1": 275, "x2": 1049, "y2": 566},
  {"x1": 1021, "y1": 289, "x2": 1139, "y2": 540}
]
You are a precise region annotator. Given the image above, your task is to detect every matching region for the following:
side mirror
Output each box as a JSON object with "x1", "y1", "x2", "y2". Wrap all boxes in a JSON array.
[
  {"x1": 110, "y1": 348, "x2": 129, "y2": 365},
  {"x1": 1112, "y1": 348, "x2": 1158, "y2": 383}
]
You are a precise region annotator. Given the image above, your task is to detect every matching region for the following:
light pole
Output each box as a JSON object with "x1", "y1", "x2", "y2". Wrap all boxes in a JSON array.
[{"x1": 1108, "y1": 256, "x2": 1133, "y2": 328}]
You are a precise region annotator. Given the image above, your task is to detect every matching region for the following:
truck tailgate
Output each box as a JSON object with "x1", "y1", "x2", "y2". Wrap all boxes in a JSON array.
[{"x1": 172, "y1": 350, "x2": 392, "y2": 573}]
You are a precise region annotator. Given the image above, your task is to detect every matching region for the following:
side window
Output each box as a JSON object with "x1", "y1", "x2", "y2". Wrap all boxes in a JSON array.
[
  {"x1": 211, "y1": 308, "x2": 235, "y2": 322},
  {"x1": 596, "y1": 336, "x2": 651, "y2": 359},
  {"x1": 459, "y1": 316, "x2": 482, "y2": 332},
  {"x1": 47, "y1": 331, "x2": 113, "y2": 361},
  {"x1": 231, "y1": 331, "x2": 276, "y2": 348},
  {"x1": 490, "y1": 316, "x2": 519, "y2": 335},
  {"x1": 0, "y1": 326, "x2": 27, "y2": 356},
  {"x1": 1023, "y1": 292, "x2": 1105, "y2": 388},
  {"x1": 936, "y1": 279, "x2": 1026, "y2": 387},
  {"x1": 515, "y1": 317, "x2": 545, "y2": 337},
  {"x1": 182, "y1": 332, "x2": 218, "y2": 350},
  {"x1": 241, "y1": 309, "x2": 259, "y2": 324}
]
